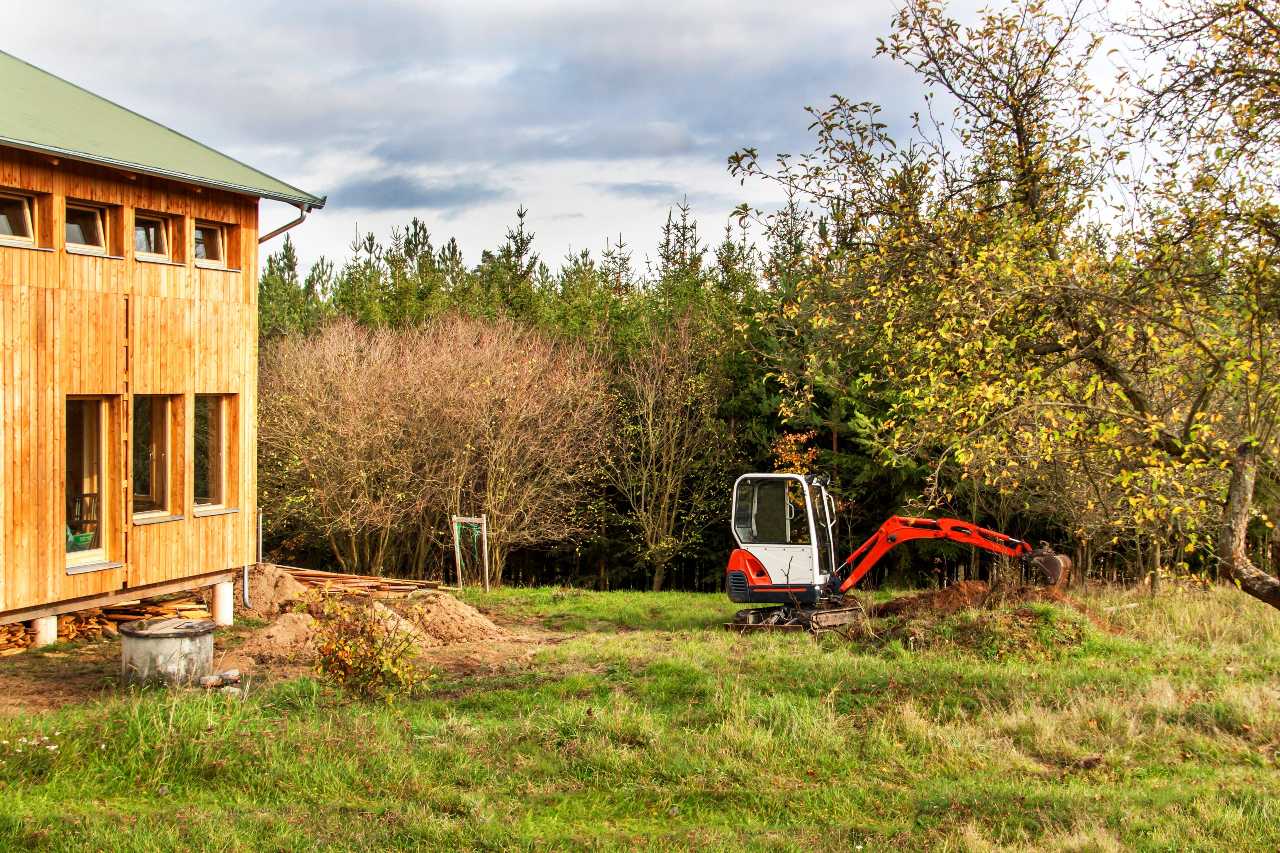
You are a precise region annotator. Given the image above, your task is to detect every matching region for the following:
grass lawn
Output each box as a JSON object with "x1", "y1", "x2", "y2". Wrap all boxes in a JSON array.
[{"x1": 0, "y1": 584, "x2": 1276, "y2": 850}]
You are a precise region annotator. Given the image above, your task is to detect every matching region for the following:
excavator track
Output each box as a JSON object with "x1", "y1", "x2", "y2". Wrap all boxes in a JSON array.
[{"x1": 726, "y1": 602, "x2": 867, "y2": 634}]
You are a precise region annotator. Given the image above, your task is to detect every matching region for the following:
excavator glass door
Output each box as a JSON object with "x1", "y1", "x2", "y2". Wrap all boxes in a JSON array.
[
  {"x1": 808, "y1": 479, "x2": 838, "y2": 580},
  {"x1": 731, "y1": 474, "x2": 821, "y2": 588}
]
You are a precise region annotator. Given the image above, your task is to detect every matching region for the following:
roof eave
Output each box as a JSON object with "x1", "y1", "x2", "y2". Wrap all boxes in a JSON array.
[{"x1": 0, "y1": 136, "x2": 326, "y2": 209}]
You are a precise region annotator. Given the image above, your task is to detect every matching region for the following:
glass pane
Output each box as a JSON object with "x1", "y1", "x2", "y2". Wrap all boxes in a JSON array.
[
  {"x1": 66, "y1": 207, "x2": 103, "y2": 248},
  {"x1": 0, "y1": 197, "x2": 31, "y2": 238},
  {"x1": 133, "y1": 396, "x2": 168, "y2": 513},
  {"x1": 194, "y1": 225, "x2": 221, "y2": 261},
  {"x1": 66, "y1": 400, "x2": 104, "y2": 554},
  {"x1": 734, "y1": 478, "x2": 811, "y2": 545},
  {"x1": 134, "y1": 218, "x2": 164, "y2": 255},
  {"x1": 194, "y1": 395, "x2": 223, "y2": 505}
]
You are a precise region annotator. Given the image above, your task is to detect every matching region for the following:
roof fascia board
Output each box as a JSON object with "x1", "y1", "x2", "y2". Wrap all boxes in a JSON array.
[{"x1": 0, "y1": 136, "x2": 326, "y2": 209}]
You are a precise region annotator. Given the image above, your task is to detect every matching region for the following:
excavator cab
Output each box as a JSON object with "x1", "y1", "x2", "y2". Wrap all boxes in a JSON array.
[{"x1": 726, "y1": 473, "x2": 837, "y2": 604}]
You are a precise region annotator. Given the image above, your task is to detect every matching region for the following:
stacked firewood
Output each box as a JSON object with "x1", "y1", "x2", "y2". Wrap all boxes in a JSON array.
[
  {"x1": 56, "y1": 611, "x2": 115, "y2": 642},
  {"x1": 0, "y1": 623, "x2": 30, "y2": 655}
]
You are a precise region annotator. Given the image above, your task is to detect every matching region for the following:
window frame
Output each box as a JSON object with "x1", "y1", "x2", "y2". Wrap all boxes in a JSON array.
[
  {"x1": 193, "y1": 394, "x2": 233, "y2": 512},
  {"x1": 65, "y1": 395, "x2": 113, "y2": 568},
  {"x1": 65, "y1": 202, "x2": 108, "y2": 255},
  {"x1": 133, "y1": 212, "x2": 171, "y2": 262},
  {"x1": 132, "y1": 395, "x2": 176, "y2": 519},
  {"x1": 193, "y1": 221, "x2": 226, "y2": 268},
  {"x1": 0, "y1": 191, "x2": 35, "y2": 248}
]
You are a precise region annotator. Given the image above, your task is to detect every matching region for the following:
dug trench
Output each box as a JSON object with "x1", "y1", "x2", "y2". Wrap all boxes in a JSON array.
[{"x1": 0, "y1": 564, "x2": 555, "y2": 714}]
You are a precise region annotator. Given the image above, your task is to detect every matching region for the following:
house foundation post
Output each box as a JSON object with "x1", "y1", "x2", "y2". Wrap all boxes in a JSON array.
[
  {"x1": 211, "y1": 581, "x2": 234, "y2": 627},
  {"x1": 30, "y1": 616, "x2": 57, "y2": 647}
]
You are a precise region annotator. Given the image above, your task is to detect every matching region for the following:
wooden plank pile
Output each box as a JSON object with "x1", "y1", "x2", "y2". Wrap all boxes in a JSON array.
[
  {"x1": 100, "y1": 595, "x2": 212, "y2": 624},
  {"x1": 280, "y1": 567, "x2": 439, "y2": 598}
]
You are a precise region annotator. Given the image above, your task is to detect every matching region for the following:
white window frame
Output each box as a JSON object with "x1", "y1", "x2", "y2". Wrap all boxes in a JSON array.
[
  {"x1": 65, "y1": 202, "x2": 107, "y2": 255},
  {"x1": 0, "y1": 191, "x2": 35, "y2": 248},
  {"x1": 193, "y1": 221, "x2": 226, "y2": 268},
  {"x1": 133, "y1": 213, "x2": 170, "y2": 262}
]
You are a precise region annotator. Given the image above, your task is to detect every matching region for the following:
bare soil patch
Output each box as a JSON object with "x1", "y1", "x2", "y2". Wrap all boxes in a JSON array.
[{"x1": 0, "y1": 579, "x2": 544, "y2": 713}]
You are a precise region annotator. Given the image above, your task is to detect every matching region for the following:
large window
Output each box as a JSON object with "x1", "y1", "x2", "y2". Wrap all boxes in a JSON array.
[
  {"x1": 0, "y1": 192, "x2": 34, "y2": 246},
  {"x1": 194, "y1": 395, "x2": 232, "y2": 509},
  {"x1": 67, "y1": 397, "x2": 111, "y2": 564},
  {"x1": 65, "y1": 203, "x2": 106, "y2": 254},
  {"x1": 133, "y1": 395, "x2": 173, "y2": 515}
]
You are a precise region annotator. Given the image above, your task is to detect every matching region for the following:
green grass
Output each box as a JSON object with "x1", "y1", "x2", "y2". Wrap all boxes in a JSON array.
[{"x1": 0, "y1": 584, "x2": 1277, "y2": 850}]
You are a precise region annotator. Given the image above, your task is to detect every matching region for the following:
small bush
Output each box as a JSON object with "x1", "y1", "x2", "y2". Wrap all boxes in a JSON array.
[{"x1": 311, "y1": 596, "x2": 425, "y2": 700}]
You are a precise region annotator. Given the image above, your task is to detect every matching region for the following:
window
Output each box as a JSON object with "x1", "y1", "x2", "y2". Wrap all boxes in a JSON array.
[
  {"x1": 66, "y1": 203, "x2": 106, "y2": 253},
  {"x1": 193, "y1": 222, "x2": 225, "y2": 266},
  {"x1": 133, "y1": 396, "x2": 173, "y2": 515},
  {"x1": 134, "y1": 214, "x2": 169, "y2": 260},
  {"x1": 67, "y1": 397, "x2": 111, "y2": 564},
  {"x1": 194, "y1": 394, "x2": 231, "y2": 508},
  {"x1": 0, "y1": 192, "x2": 34, "y2": 246},
  {"x1": 733, "y1": 477, "x2": 811, "y2": 546}
]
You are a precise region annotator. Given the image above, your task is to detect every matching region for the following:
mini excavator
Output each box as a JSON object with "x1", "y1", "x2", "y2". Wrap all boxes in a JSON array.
[{"x1": 725, "y1": 473, "x2": 1070, "y2": 631}]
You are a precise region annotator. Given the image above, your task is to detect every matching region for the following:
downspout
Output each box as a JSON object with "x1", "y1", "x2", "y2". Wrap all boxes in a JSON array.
[{"x1": 258, "y1": 202, "x2": 312, "y2": 244}]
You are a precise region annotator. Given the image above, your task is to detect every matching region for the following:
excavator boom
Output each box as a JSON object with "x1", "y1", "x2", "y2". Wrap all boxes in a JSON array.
[{"x1": 836, "y1": 516, "x2": 1029, "y2": 593}]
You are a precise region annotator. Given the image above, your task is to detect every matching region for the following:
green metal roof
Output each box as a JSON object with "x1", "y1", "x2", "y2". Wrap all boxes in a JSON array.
[{"x1": 0, "y1": 50, "x2": 325, "y2": 208}]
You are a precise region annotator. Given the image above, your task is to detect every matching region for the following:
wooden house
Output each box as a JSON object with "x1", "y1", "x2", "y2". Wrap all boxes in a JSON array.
[{"x1": 0, "y1": 50, "x2": 324, "y2": 639}]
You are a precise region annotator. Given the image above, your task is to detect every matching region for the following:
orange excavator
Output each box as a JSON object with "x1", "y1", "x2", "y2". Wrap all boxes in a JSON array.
[{"x1": 725, "y1": 473, "x2": 1070, "y2": 631}]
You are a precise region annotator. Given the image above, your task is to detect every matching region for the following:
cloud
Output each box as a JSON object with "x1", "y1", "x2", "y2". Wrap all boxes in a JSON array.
[
  {"x1": 591, "y1": 180, "x2": 684, "y2": 201},
  {"x1": 3, "y1": 0, "x2": 938, "y2": 268},
  {"x1": 329, "y1": 173, "x2": 510, "y2": 212}
]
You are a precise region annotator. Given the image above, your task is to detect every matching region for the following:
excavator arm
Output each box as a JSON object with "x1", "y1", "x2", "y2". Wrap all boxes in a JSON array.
[{"x1": 835, "y1": 516, "x2": 1030, "y2": 593}]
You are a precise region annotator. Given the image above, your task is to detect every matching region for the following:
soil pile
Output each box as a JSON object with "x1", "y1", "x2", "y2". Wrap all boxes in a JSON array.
[
  {"x1": 235, "y1": 612, "x2": 318, "y2": 661},
  {"x1": 402, "y1": 591, "x2": 510, "y2": 645},
  {"x1": 870, "y1": 581, "x2": 1078, "y2": 620},
  {"x1": 235, "y1": 564, "x2": 309, "y2": 620},
  {"x1": 871, "y1": 580, "x2": 992, "y2": 618},
  {"x1": 231, "y1": 587, "x2": 509, "y2": 666}
]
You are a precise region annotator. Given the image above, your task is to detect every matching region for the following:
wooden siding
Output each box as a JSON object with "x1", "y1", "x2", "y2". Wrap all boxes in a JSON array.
[{"x1": 0, "y1": 146, "x2": 258, "y2": 613}]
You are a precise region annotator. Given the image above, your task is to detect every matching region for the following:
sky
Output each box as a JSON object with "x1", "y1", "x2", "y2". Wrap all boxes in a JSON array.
[{"x1": 5, "y1": 0, "x2": 1021, "y2": 273}]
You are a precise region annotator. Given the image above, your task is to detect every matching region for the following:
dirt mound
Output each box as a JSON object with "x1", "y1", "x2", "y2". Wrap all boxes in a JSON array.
[
  {"x1": 871, "y1": 580, "x2": 992, "y2": 618},
  {"x1": 236, "y1": 564, "x2": 309, "y2": 619},
  {"x1": 236, "y1": 612, "x2": 318, "y2": 661},
  {"x1": 870, "y1": 581, "x2": 1085, "y2": 620},
  {"x1": 232, "y1": 590, "x2": 508, "y2": 667},
  {"x1": 404, "y1": 591, "x2": 510, "y2": 645}
]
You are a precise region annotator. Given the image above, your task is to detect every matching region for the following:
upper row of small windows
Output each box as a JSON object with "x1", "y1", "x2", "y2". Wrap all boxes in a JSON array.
[{"x1": 0, "y1": 190, "x2": 229, "y2": 268}]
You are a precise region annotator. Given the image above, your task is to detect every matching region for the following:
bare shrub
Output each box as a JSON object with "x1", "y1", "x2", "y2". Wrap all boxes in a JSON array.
[
  {"x1": 259, "y1": 316, "x2": 612, "y2": 581},
  {"x1": 607, "y1": 316, "x2": 729, "y2": 591}
]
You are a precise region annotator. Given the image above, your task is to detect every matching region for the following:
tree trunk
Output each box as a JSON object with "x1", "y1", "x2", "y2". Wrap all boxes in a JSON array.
[
  {"x1": 651, "y1": 560, "x2": 668, "y2": 592},
  {"x1": 1219, "y1": 444, "x2": 1280, "y2": 610}
]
